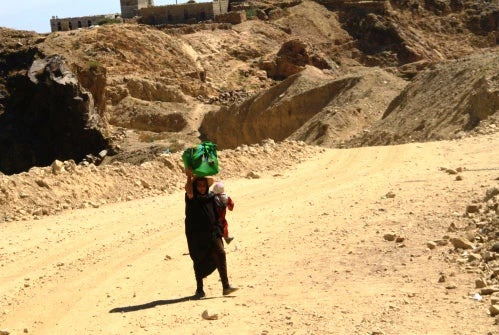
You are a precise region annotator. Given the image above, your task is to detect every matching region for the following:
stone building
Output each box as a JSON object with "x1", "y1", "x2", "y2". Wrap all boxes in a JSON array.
[
  {"x1": 213, "y1": 0, "x2": 230, "y2": 16},
  {"x1": 49, "y1": 0, "x2": 230, "y2": 32},
  {"x1": 139, "y1": 0, "x2": 223, "y2": 25},
  {"x1": 139, "y1": 0, "x2": 228, "y2": 25},
  {"x1": 121, "y1": 0, "x2": 155, "y2": 19},
  {"x1": 50, "y1": 14, "x2": 122, "y2": 32}
]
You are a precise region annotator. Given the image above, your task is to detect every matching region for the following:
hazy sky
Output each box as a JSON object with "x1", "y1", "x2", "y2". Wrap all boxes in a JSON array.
[{"x1": 0, "y1": 0, "x2": 193, "y2": 34}]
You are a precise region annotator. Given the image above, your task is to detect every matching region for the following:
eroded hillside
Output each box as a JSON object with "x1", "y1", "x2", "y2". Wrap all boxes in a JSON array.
[
  {"x1": 0, "y1": 0, "x2": 497, "y2": 174},
  {"x1": 348, "y1": 52, "x2": 499, "y2": 146},
  {"x1": 1, "y1": 2, "x2": 499, "y2": 333}
]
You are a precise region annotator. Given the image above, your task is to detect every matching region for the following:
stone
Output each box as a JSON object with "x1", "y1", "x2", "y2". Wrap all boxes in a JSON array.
[
  {"x1": 489, "y1": 305, "x2": 499, "y2": 317},
  {"x1": 466, "y1": 204, "x2": 480, "y2": 213},
  {"x1": 51, "y1": 160, "x2": 64, "y2": 175},
  {"x1": 467, "y1": 253, "x2": 482, "y2": 262},
  {"x1": 491, "y1": 243, "x2": 499, "y2": 252},
  {"x1": 450, "y1": 237, "x2": 474, "y2": 250},
  {"x1": 260, "y1": 39, "x2": 335, "y2": 80},
  {"x1": 383, "y1": 233, "x2": 396, "y2": 241},
  {"x1": 35, "y1": 179, "x2": 50, "y2": 189},
  {"x1": 386, "y1": 191, "x2": 396, "y2": 198},
  {"x1": 427, "y1": 241, "x2": 437, "y2": 249},
  {"x1": 434, "y1": 239, "x2": 449, "y2": 246},
  {"x1": 475, "y1": 278, "x2": 487, "y2": 289},
  {"x1": 201, "y1": 310, "x2": 218, "y2": 320},
  {"x1": 480, "y1": 286, "x2": 499, "y2": 295},
  {"x1": 246, "y1": 171, "x2": 260, "y2": 179},
  {"x1": 215, "y1": 11, "x2": 246, "y2": 24},
  {"x1": 483, "y1": 251, "x2": 496, "y2": 261},
  {"x1": 491, "y1": 293, "x2": 499, "y2": 305},
  {"x1": 98, "y1": 150, "x2": 108, "y2": 158},
  {"x1": 395, "y1": 236, "x2": 405, "y2": 243},
  {"x1": 140, "y1": 179, "x2": 151, "y2": 189},
  {"x1": 484, "y1": 187, "x2": 499, "y2": 202}
]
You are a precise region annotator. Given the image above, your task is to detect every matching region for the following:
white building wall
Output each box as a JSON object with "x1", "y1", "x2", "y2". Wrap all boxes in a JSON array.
[{"x1": 212, "y1": 0, "x2": 229, "y2": 16}]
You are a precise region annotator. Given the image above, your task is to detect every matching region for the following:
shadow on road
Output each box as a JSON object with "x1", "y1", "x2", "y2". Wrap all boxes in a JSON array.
[{"x1": 109, "y1": 295, "x2": 216, "y2": 313}]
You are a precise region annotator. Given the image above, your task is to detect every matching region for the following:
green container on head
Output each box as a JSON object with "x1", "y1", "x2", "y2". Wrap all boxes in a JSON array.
[{"x1": 182, "y1": 141, "x2": 219, "y2": 176}]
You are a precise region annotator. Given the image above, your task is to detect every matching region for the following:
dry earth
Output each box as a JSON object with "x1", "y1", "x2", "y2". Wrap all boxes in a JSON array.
[
  {"x1": 1, "y1": 0, "x2": 499, "y2": 334},
  {"x1": 1, "y1": 133, "x2": 499, "y2": 335}
]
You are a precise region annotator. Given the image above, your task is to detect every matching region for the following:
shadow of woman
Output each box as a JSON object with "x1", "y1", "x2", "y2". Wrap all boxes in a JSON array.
[{"x1": 109, "y1": 294, "x2": 216, "y2": 313}]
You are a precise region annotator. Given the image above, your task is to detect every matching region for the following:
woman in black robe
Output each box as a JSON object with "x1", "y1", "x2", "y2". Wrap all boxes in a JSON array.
[{"x1": 184, "y1": 169, "x2": 238, "y2": 298}]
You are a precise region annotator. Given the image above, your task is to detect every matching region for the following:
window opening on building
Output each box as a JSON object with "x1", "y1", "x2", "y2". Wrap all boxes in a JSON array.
[
  {"x1": 57, "y1": 22, "x2": 62, "y2": 31},
  {"x1": 78, "y1": 21, "x2": 82, "y2": 28},
  {"x1": 68, "y1": 21, "x2": 73, "y2": 30}
]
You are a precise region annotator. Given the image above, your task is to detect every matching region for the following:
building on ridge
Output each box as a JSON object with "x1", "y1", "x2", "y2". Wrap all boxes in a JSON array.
[
  {"x1": 49, "y1": 0, "x2": 232, "y2": 32},
  {"x1": 50, "y1": 14, "x2": 122, "y2": 32},
  {"x1": 138, "y1": 0, "x2": 230, "y2": 26},
  {"x1": 121, "y1": 0, "x2": 155, "y2": 19}
]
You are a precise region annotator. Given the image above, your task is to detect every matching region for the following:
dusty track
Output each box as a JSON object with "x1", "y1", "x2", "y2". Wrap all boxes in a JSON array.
[{"x1": 1, "y1": 134, "x2": 498, "y2": 334}]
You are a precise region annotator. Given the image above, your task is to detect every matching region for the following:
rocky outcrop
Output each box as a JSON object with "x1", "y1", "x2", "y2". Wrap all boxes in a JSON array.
[
  {"x1": 0, "y1": 55, "x2": 109, "y2": 175},
  {"x1": 260, "y1": 39, "x2": 335, "y2": 79}
]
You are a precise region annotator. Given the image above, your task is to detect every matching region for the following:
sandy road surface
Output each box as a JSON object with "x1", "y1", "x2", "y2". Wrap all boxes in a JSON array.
[{"x1": 1, "y1": 134, "x2": 498, "y2": 334}]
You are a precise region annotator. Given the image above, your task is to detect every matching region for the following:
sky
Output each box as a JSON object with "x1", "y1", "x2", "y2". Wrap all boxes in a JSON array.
[{"x1": 0, "y1": 0, "x2": 192, "y2": 34}]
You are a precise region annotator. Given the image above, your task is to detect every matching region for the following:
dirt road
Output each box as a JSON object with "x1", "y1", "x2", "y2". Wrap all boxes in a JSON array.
[{"x1": 1, "y1": 134, "x2": 498, "y2": 334}]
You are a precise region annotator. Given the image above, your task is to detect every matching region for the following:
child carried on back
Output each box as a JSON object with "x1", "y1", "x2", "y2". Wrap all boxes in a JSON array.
[{"x1": 212, "y1": 182, "x2": 235, "y2": 244}]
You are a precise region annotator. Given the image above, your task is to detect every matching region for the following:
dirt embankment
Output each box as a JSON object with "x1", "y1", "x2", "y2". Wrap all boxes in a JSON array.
[
  {"x1": 200, "y1": 65, "x2": 408, "y2": 148},
  {"x1": 346, "y1": 52, "x2": 499, "y2": 147},
  {"x1": 0, "y1": 140, "x2": 321, "y2": 222}
]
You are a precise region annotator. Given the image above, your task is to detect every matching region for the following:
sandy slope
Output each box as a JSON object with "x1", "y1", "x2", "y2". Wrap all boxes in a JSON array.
[{"x1": 1, "y1": 134, "x2": 498, "y2": 334}]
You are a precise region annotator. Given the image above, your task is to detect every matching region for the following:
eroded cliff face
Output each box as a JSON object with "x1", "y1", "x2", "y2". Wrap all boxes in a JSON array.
[{"x1": 0, "y1": 52, "x2": 109, "y2": 174}]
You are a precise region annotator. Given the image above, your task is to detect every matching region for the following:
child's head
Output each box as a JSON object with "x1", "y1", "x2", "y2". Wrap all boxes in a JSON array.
[{"x1": 212, "y1": 181, "x2": 225, "y2": 195}]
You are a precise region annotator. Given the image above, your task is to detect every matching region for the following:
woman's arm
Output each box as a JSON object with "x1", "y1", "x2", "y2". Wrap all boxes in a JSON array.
[{"x1": 185, "y1": 168, "x2": 194, "y2": 199}]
